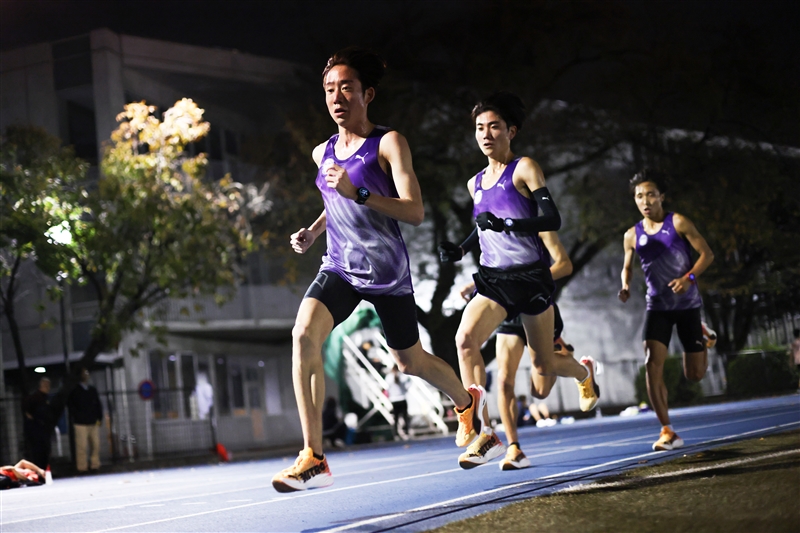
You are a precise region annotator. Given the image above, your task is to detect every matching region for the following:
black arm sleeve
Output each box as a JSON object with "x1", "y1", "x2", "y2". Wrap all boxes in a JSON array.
[
  {"x1": 508, "y1": 187, "x2": 561, "y2": 233},
  {"x1": 459, "y1": 227, "x2": 479, "y2": 253}
]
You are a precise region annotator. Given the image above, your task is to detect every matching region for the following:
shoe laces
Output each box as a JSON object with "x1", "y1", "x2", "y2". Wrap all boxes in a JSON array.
[
  {"x1": 286, "y1": 449, "x2": 317, "y2": 475},
  {"x1": 468, "y1": 432, "x2": 496, "y2": 455}
]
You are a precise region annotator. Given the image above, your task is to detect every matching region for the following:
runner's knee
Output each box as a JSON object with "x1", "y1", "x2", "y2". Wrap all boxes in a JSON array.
[{"x1": 455, "y1": 327, "x2": 482, "y2": 356}]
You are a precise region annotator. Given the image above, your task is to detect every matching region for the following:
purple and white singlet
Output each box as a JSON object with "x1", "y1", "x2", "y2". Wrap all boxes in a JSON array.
[
  {"x1": 472, "y1": 158, "x2": 546, "y2": 269},
  {"x1": 635, "y1": 212, "x2": 702, "y2": 311},
  {"x1": 316, "y1": 127, "x2": 413, "y2": 296}
]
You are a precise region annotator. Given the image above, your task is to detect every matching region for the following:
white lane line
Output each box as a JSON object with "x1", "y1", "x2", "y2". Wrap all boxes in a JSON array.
[
  {"x1": 90, "y1": 420, "x2": 800, "y2": 533},
  {"x1": 181, "y1": 502, "x2": 206, "y2": 505},
  {"x1": 317, "y1": 420, "x2": 800, "y2": 533},
  {"x1": 0, "y1": 454, "x2": 449, "y2": 524},
  {"x1": 226, "y1": 499, "x2": 252, "y2": 502},
  {"x1": 517, "y1": 410, "x2": 793, "y2": 463},
  {"x1": 4, "y1": 451, "x2": 452, "y2": 512},
  {"x1": 138, "y1": 505, "x2": 164, "y2": 508},
  {"x1": 89, "y1": 467, "x2": 468, "y2": 532},
  {"x1": 10, "y1": 414, "x2": 800, "y2": 530},
  {"x1": 560, "y1": 449, "x2": 800, "y2": 493}
]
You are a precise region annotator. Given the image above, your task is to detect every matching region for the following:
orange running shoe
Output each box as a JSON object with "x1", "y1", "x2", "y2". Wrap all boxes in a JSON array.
[
  {"x1": 458, "y1": 432, "x2": 506, "y2": 469},
  {"x1": 455, "y1": 385, "x2": 486, "y2": 447},
  {"x1": 499, "y1": 443, "x2": 531, "y2": 471},
  {"x1": 701, "y1": 322, "x2": 717, "y2": 349},
  {"x1": 652, "y1": 426, "x2": 685, "y2": 451},
  {"x1": 271, "y1": 447, "x2": 333, "y2": 492},
  {"x1": 576, "y1": 356, "x2": 600, "y2": 411}
]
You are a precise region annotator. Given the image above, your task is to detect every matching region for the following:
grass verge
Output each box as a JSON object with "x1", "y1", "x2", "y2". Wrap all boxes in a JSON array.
[{"x1": 430, "y1": 429, "x2": 800, "y2": 533}]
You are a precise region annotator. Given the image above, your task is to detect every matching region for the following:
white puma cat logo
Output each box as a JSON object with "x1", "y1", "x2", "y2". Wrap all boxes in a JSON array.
[
  {"x1": 355, "y1": 153, "x2": 368, "y2": 164},
  {"x1": 497, "y1": 180, "x2": 507, "y2": 190}
]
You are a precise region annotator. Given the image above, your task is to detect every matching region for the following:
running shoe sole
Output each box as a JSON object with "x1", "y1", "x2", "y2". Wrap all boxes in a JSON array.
[
  {"x1": 500, "y1": 454, "x2": 531, "y2": 470},
  {"x1": 653, "y1": 436, "x2": 685, "y2": 451},
  {"x1": 272, "y1": 472, "x2": 334, "y2": 492}
]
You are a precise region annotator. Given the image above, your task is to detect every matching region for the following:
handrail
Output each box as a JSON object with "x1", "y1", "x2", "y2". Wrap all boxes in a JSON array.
[
  {"x1": 371, "y1": 334, "x2": 449, "y2": 435},
  {"x1": 340, "y1": 336, "x2": 395, "y2": 430}
]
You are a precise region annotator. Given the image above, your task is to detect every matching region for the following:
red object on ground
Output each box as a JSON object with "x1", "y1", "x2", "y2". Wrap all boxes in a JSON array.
[{"x1": 216, "y1": 443, "x2": 230, "y2": 462}]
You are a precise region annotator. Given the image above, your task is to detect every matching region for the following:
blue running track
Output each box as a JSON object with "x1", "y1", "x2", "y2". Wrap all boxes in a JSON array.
[{"x1": 1, "y1": 395, "x2": 798, "y2": 532}]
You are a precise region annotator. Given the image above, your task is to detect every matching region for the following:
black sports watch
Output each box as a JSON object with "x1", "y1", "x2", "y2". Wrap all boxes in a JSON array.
[
  {"x1": 503, "y1": 217, "x2": 515, "y2": 230},
  {"x1": 355, "y1": 187, "x2": 370, "y2": 205}
]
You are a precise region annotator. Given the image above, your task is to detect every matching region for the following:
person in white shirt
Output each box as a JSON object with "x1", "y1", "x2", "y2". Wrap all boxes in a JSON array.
[{"x1": 386, "y1": 365, "x2": 410, "y2": 439}]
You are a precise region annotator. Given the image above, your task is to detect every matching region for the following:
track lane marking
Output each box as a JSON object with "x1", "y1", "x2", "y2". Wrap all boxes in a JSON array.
[{"x1": 318, "y1": 420, "x2": 800, "y2": 532}]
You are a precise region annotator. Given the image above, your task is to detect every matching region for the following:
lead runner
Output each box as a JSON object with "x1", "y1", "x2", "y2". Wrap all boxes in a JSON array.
[{"x1": 271, "y1": 47, "x2": 484, "y2": 492}]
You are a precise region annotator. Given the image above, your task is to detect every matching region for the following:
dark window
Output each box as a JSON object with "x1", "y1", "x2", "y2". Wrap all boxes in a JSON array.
[
  {"x1": 224, "y1": 130, "x2": 239, "y2": 156},
  {"x1": 208, "y1": 128, "x2": 222, "y2": 160},
  {"x1": 53, "y1": 36, "x2": 93, "y2": 90},
  {"x1": 66, "y1": 101, "x2": 97, "y2": 164},
  {"x1": 181, "y1": 355, "x2": 196, "y2": 417},
  {"x1": 230, "y1": 363, "x2": 245, "y2": 410},
  {"x1": 215, "y1": 355, "x2": 230, "y2": 415},
  {"x1": 71, "y1": 320, "x2": 93, "y2": 352}
]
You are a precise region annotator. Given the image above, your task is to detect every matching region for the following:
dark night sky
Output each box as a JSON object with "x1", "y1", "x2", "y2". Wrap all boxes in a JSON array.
[
  {"x1": 2, "y1": 0, "x2": 798, "y2": 144},
  {"x1": 2, "y1": 0, "x2": 798, "y2": 68}
]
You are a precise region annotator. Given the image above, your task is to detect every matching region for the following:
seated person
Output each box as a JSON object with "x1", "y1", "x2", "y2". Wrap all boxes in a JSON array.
[{"x1": 0, "y1": 459, "x2": 46, "y2": 489}]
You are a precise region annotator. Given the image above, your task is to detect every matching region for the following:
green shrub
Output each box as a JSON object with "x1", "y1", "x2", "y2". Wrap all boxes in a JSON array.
[
  {"x1": 635, "y1": 356, "x2": 704, "y2": 406},
  {"x1": 726, "y1": 351, "x2": 798, "y2": 397}
]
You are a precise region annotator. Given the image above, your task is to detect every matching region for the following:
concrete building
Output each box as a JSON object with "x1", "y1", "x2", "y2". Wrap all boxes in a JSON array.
[{"x1": 1, "y1": 29, "x2": 317, "y2": 463}]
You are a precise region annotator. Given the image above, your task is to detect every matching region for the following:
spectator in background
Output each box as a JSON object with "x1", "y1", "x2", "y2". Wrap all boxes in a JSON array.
[
  {"x1": 68, "y1": 367, "x2": 103, "y2": 474},
  {"x1": 386, "y1": 365, "x2": 410, "y2": 439},
  {"x1": 791, "y1": 329, "x2": 800, "y2": 390},
  {"x1": 194, "y1": 372, "x2": 214, "y2": 420},
  {"x1": 23, "y1": 377, "x2": 53, "y2": 471}
]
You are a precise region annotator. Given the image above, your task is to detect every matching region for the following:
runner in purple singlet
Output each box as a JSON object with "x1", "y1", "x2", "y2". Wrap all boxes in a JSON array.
[
  {"x1": 619, "y1": 169, "x2": 715, "y2": 451},
  {"x1": 272, "y1": 47, "x2": 484, "y2": 492},
  {"x1": 439, "y1": 92, "x2": 600, "y2": 469}
]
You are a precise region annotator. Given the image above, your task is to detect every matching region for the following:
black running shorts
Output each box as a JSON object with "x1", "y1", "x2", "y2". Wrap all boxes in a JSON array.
[
  {"x1": 643, "y1": 307, "x2": 705, "y2": 353},
  {"x1": 473, "y1": 261, "x2": 555, "y2": 321},
  {"x1": 304, "y1": 270, "x2": 420, "y2": 350},
  {"x1": 496, "y1": 302, "x2": 563, "y2": 343}
]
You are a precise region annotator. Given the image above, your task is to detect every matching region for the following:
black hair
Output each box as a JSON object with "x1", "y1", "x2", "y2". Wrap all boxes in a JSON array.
[
  {"x1": 322, "y1": 46, "x2": 386, "y2": 91},
  {"x1": 629, "y1": 168, "x2": 669, "y2": 195},
  {"x1": 471, "y1": 92, "x2": 526, "y2": 132}
]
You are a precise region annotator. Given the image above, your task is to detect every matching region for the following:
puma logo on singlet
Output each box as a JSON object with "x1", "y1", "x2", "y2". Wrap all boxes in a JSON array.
[
  {"x1": 355, "y1": 153, "x2": 368, "y2": 164},
  {"x1": 497, "y1": 180, "x2": 507, "y2": 190},
  {"x1": 661, "y1": 229, "x2": 670, "y2": 235}
]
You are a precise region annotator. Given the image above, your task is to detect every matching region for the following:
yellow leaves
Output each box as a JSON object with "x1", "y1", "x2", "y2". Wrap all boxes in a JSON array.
[{"x1": 109, "y1": 99, "x2": 209, "y2": 165}]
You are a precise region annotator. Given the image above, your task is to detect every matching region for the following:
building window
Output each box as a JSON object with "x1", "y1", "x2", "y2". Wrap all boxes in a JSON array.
[
  {"x1": 215, "y1": 355, "x2": 230, "y2": 416},
  {"x1": 224, "y1": 129, "x2": 239, "y2": 156},
  {"x1": 53, "y1": 35, "x2": 93, "y2": 90},
  {"x1": 66, "y1": 101, "x2": 97, "y2": 164}
]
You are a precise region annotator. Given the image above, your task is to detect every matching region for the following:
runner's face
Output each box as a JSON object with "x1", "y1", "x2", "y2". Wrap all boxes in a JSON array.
[
  {"x1": 324, "y1": 65, "x2": 373, "y2": 127},
  {"x1": 634, "y1": 181, "x2": 664, "y2": 219},
  {"x1": 475, "y1": 111, "x2": 516, "y2": 158}
]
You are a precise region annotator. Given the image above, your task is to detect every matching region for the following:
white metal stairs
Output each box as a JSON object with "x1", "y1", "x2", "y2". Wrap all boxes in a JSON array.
[{"x1": 340, "y1": 333, "x2": 451, "y2": 438}]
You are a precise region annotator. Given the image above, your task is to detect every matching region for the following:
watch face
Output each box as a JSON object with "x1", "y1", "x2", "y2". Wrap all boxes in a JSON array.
[{"x1": 504, "y1": 218, "x2": 514, "y2": 227}]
